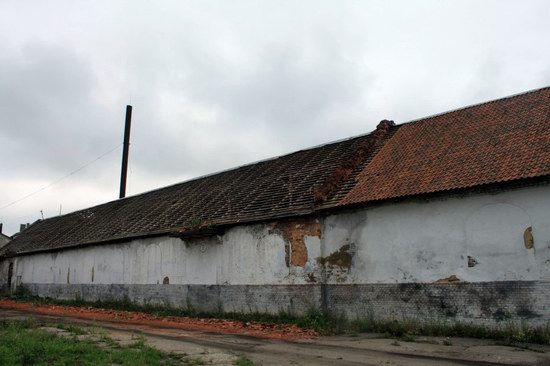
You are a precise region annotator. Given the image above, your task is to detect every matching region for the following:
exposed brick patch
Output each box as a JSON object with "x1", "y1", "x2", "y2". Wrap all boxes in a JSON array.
[
  {"x1": 524, "y1": 227, "x2": 534, "y2": 249},
  {"x1": 270, "y1": 217, "x2": 321, "y2": 267}
]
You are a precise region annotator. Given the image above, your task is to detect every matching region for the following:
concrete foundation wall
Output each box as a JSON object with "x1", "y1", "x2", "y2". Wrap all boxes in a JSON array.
[
  {"x1": 21, "y1": 281, "x2": 550, "y2": 327},
  {"x1": 5, "y1": 184, "x2": 550, "y2": 326},
  {"x1": 24, "y1": 283, "x2": 321, "y2": 315}
]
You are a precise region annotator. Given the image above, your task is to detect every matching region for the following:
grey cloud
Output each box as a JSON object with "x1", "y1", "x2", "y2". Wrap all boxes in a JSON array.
[
  {"x1": 0, "y1": 43, "x2": 119, "y2": 179},
  {"x1": 123, "y1": 28, "x2": 375, "y2": 179},
  {"x1": 1, "y1": 0, "x2": 550, "y2": 234}
]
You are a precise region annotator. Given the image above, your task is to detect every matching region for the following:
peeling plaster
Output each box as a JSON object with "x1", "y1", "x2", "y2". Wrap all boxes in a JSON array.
[
  {"x1": 524, "y1": 227, "x2": 534, "y2": 249},
  {"x1": 270, "y1": 218, "x2": 321, "y2": 267},
  {"x1": 435, "y1": 275, "x2": 461, "y2": 284}
]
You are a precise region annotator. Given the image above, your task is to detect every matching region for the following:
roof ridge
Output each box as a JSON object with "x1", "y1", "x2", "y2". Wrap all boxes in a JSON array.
[{"x1": 398, "y1": 85, "x2": 550, "y2": 127}]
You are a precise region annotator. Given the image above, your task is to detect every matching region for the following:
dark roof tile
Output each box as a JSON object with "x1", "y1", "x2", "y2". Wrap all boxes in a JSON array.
[{"x1": 3, "y1": 131, "x2": 384, "y2": 255}]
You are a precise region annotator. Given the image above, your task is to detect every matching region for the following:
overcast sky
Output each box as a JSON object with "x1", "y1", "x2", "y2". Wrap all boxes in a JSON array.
[{"x1": 1, "y1": 1, "x2": 549, "y2": 235}]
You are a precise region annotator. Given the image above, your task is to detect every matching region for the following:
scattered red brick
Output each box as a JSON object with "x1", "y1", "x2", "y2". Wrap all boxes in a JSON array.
[{"x1": 0, "y1": 299, "x2": 317, "y2": 340}]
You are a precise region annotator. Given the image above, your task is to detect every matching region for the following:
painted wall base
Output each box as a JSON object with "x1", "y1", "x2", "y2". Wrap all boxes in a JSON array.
[
  {"x1": 23, "y1": 283, "x2": 321, "y2": 315},
  {"x1": 23, "y1": 281, "x2": 550, "y2": 327},
  {"x1": 325, "y1": 282, "x2": 550, "y2": 327}
]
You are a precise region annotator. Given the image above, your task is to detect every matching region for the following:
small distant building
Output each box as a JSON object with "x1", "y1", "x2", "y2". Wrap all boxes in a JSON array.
[
  {"x1": 1, "y1": 86, "x2": 550, "y2": 327},
  {"x1": 0, "y1": 224, "x2": 10, "y2": 249}
]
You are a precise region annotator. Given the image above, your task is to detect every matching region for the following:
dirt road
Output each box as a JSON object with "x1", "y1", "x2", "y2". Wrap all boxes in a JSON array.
[{"x1": 1, "y1": 307, "x2": 549, "y2": 365}]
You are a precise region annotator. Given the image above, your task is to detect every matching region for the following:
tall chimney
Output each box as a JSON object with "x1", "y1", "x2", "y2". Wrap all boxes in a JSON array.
[{"x1": 119, "y1": 105, "x2": 133, "y2": 199}]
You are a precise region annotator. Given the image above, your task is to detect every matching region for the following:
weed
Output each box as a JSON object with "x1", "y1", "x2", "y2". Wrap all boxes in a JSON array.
[
  {"x1": 401, "y1": 334, "x2": 416, "y2": 342},
  {"x1": 56, "y1": 323, "x2": 87, "y2": 335},
  {"x1": 189, "y1": 217, "x2": 203, "y2": 229},
  {"x1": 12, "y1": 285, "x2": 34, "y2": 300},
  {"x1": 234, "y1": 355, "x2": 255, "y2": 365}
]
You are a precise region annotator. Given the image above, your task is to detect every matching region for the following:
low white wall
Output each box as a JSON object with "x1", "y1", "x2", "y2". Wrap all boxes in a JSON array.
[
  {"x1": 13, "y1": 221, "x2": 322, "y2": 286},
  {"x1": 10, "y1": 184, "x2": 550, "y2": 288}
]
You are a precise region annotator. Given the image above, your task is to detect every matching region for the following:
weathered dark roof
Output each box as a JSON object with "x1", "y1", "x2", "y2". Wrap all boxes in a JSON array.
[
  {"x1": 0, "y1": 233, "x2": 10, "y2": 249},
  {"x1": 341, "y1": 86, "x2": 550, "y2": 205},
  {"x1": 2, "y1": 128, "x2": 392, "y2": 255},
  {"x1": 3, "y1": 85, "x2": 550, "y2": 256}
]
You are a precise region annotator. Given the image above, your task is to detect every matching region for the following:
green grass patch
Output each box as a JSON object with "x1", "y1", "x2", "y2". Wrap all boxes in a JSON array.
[
  {"x1": 234, "y1": 355, "x2": 255, "y2": 366},
  {"x1": 0, "y1": 319, "x2": 186, "y2": 365}
]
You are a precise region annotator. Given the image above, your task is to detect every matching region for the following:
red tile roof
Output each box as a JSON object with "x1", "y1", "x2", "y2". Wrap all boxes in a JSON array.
[{"x1": 340, "y1": 86, "x2": 550, "y2": 206}]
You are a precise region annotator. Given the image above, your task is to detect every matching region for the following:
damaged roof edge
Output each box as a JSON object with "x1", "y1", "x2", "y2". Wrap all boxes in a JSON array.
[{"x1": 1, "y1": 209, "x2": 320, "y2": 257}]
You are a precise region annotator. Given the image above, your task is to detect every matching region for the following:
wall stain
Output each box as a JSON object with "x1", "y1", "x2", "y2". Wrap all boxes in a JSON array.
[
  {"x1": 91, "y1": 266, "x2": 94, "y2": 283},
  {"x1": 467, "y1": 256, "x2": 478, "y2": 268},
  {"x1": 435, "y1": 274, "x2": 461, "y2": 284},
  {"x1": 270, "y1": 217, "x2": 321, "y2": 267},
  {"x1": 163, "y1": 276, "x2": 170, "y2": 285},
  {"x1": 524, "y1": 227, "x2": 534, "y2": 249},
  {"x1": 317, "y1": 244, "x2": 353, "y2": 269}
]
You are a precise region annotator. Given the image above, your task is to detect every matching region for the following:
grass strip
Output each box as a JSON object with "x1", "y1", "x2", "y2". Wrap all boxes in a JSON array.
[
  {"x1": 7, "y1": 288, "x2": 550, "y2": 345},
  {"x1": 0, "y1": 318, "x2": 186, "y2": 365}
]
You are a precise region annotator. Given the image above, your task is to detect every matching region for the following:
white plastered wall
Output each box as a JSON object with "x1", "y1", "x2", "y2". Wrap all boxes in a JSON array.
[
  {"x1": 322, "y1": 184, "x2": 550, "y2": 284},
  {"x1": 14, "y1": 222, "x2": 322, "y2": 286},
  {"x1": 11, "y1": 184, "x2": 550, "y2": 287}
]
